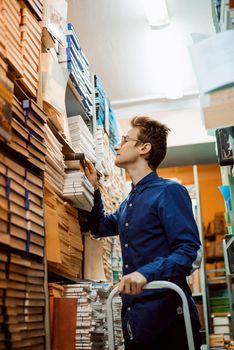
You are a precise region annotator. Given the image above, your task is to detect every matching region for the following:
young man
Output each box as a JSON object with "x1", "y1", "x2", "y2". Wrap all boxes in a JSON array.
[{"x1": 85, "y1": 116, "x2": 202, "y2": 350}]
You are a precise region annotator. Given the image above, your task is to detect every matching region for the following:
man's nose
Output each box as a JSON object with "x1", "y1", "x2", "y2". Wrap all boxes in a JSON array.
[{"x1": 115, "y1": 143, "x2": 121, "y2": 152}]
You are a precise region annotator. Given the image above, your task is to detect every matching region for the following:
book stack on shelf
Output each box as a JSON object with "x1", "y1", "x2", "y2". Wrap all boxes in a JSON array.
[
  {"x1": 44, "y1": 182, "x2": 83, "y2": 279},
  {"x1": 20, "y1": 7, "x2": 41, "y2": 98},
  {"x1": 1, "y1": 0, "x2": 24, "y2": 78},
  {"x1": 0, "y1": 153, "x2": 45, "y2": 257},
  {"x1": 94, "y1": 76, "x2": 119, "y2": 153},
  {"x1": 23, "y1": 0, "x2": 43, "y2": 21},
  {"x1": 0, "y1": 252, "x2": 46, "y2": 350},
  {"x1": 63, "y1": 283, "x2": 93, "y2": 350},
  {"x1": 10, "y1": 98, "x2": 47, "y2": 171},
  {"x1": 68, "y1": 115, "x2": 96, "y2": 163},
  {"x1": 58, "y1": 23, "x2": 93, "y2": 117},
  {"x1": 44, "y1": 124, "x2": 65, "y2": 195},
  {"x1": 63, "y1": 282, "x2": 124, "y2": 350}
]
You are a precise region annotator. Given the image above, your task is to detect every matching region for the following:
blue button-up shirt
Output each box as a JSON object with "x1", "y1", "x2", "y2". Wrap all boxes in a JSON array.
[{"x1": 90, "y1": 171, "x2": 202, "y2": 342}]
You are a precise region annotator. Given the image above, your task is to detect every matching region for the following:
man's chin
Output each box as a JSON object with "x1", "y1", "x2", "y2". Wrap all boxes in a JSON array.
[{"x1": 114, "y1": 158, "x2": 125, "y2": 169}]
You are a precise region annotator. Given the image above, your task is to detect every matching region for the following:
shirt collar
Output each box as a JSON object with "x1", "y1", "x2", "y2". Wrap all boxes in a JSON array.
[{"x1": 131, "y1": 171, "x2": 158, "y2": 193}]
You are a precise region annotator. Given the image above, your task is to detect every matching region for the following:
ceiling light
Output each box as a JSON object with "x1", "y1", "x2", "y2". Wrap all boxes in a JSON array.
[{"x1": 143, "y1": 0, "x2": 170, "y2": 29}]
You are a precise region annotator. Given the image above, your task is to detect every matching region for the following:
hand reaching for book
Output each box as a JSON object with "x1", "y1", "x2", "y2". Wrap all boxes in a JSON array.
[{"x1": 84, "y1": 159, "x2": 99, "y2": 190}]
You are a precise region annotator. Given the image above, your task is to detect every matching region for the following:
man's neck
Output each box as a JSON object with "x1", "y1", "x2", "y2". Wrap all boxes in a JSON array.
[{"x1": 127, "y1": 165, "x2": 153, "y2": 185}]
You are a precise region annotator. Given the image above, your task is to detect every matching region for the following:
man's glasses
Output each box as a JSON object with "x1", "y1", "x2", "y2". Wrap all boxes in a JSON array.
[{"x1": 120, "y1": 135, "x2": 142, "y2": 146}]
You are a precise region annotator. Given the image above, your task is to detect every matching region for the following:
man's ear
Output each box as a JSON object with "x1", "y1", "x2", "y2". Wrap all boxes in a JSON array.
[{"x1": 140, "y1": 142, "x2": 151, "y2": 155}]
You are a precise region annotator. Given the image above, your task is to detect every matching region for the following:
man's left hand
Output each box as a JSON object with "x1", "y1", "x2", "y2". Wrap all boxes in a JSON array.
[{"x1": 118, "y1": 271, "x2": 147, "y2": 295}]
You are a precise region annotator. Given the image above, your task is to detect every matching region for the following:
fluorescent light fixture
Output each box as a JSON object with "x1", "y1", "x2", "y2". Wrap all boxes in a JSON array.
[{"x1": 143, "y1": 0, "x2": 170, "y2": 29}]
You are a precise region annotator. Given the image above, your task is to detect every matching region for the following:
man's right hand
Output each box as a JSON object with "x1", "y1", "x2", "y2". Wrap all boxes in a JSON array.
[{"x1": 84, "y1": 159, "x2": 99, "y2": 190}]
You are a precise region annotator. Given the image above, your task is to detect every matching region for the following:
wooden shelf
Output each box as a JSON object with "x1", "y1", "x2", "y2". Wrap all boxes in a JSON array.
[{"x1": 66, "y1": 77, "x2": 91, "y2": 122}]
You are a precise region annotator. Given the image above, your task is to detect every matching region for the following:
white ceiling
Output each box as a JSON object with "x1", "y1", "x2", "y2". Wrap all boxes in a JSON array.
[{"x1": 67, "y1": 0, "x2": 216, "y2": 104}]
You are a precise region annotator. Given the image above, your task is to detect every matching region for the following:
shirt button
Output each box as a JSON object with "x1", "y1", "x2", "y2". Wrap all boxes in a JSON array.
[
  {"x1": 125, "y1": 243, "x2": 128, "y2": 248},
  {"x1": 129, "y1": 203, "x2": 132, "y2": 207},
  {"x1": 125, "y1": 223, "x2": 129, "y2": 227},
  {"x1": 125, "y1": 264, "x2": 129, "y2": 268},
  {"x1": 127, "y1": 307, "x2": 131, "y2": 311}
]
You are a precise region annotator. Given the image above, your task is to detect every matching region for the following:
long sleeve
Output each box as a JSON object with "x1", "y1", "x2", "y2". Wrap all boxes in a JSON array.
[
  {"x1": 89, "y1": 188, "x2": 120, "y2": 237},
  {"x1": 137, "y1": 183, "x2": 202, "y2": 282}
]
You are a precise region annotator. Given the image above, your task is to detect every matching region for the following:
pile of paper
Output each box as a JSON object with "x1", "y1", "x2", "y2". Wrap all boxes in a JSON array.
[
  {"x1": 112, "y1": 295, "x2": 124, "y2": 349},
  {"x1": 63, "y1": 283, "x2": 93, "y2": 350},
  {"x1": 42, "y1": 0, "x2": 68, "y2": 47},
  {"x1": 68, "y1": 115, "x2": 96, "y2": 163},
  {"x1": 58, "y1": 23, "x2": 93, "y2": 116},
  {"x1": 10, "y1": 97, "x2": 47, "y2": 171},
  {"x1": 0, "y1": 251, "x2": 45, "y2": 349},
  {"x1": 94, "y1": 76, "x2": 118, "y2": 152},
  {"x1": 63, "y1": 171, "x2": 94, "y2": 212},
  {"x1": 0, "y1": 75, "x2": 13, "y2": 141},
  {"x1": 20, "y1": 7, "x2": 41, "y2": 97},
  {"x1": 0, "y1": 0, "x2": 23, "y2": 77},
  {"x1": 44, "y1": 124, "x2": 65, "y2": 195},
  {"x1": 95, "y1": 76, "x2": 106, "y2": 127},
  {"x1": 23, "y1": 0, "x2": 43, "y2": 20},
  {"x1": 0, "y1": 153, "x2": 45, "y2": 257},
  {"x1": 45, "y1": 182, "x2": 83, "y2": 279}
]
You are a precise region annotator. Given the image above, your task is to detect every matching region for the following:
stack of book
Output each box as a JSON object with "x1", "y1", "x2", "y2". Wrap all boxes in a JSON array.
[
  {"x1": 95, "y1": 126, "x2": 112, "y2": 175},
  {"x1": 10, "y1": 98, "x2": 47, "y2": 171},
  {"x1": 23, "y1": 0, "x2": 43, "y2": 21},
  {"x1": 1, "y1": 0, "x2": 23, "y2": 78},
  {"x1": 0, "y1": 153, "x2": 45, "y2": 257},
  {"x1": 20, "y1": 7, "x2": 42, "y2": 97},
  {"x1": 94, "y1": 76, "x2": 106, "y2": 127},
  {"x1": 68, "y1": 115, "x2": 96, "y2": 163},
  {"x1": 58, "y1": 23, "x2": 93, "y2": 117},
  {"x1": 45, "y1": 182, "x2": 83, "y2": 279},
  {"x1": 210, "y1": 334, "x2": 226, "y2": 349},
  {"x1": 112, "y1": 295, "x2": 124, "y2": 349},
  {"x1": 63, "y1": 283, "x2": 93, "y2": 350},
  {"x1": 0, "y1": 75, "x2": 13, "y2": 141},
  {"x1": 44, "y1": 124, "x2": 65, "y2": 195},
  {"x1": 0, "y1": 250, "x2": 45, "y2": 349},
  {"x1": 63, "y1": 171, "x2": 94, "y2": 212}
]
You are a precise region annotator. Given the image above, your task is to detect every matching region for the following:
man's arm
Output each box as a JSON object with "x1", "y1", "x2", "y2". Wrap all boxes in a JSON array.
[{"x1": 85, "y1": 160, "x2": 119, "y2": 238}]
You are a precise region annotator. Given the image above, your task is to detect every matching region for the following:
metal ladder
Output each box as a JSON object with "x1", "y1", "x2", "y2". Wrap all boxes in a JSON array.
[{"x1": 106, "y1": 280, "x2": 196, "y2": 350}]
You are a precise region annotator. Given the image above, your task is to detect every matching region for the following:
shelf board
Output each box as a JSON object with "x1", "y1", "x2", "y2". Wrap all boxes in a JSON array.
[
  {"x1": 48, "y1": 265, "x2": 82, "y2": 284},
  {"x1": 208, "y1": 277, "x2": 227, "y2": 285},
  {"x1": 66, "y1": 78, "x2": 91, "y2": 122}
]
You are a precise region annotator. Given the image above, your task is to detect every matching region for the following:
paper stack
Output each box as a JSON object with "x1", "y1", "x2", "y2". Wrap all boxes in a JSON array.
[
  {"x1": 20, "y1": 7, "x2": 42, "y2": 97},
  {"x1": 1, "y1": 0, "x2": 24, "y2": 77},
  {"x1": 0, "y1": 250, "x2": 46, "y2": 349},
  {"x1": 0, "y1": 75, "x2": 13, "y2": 141},
  {"x1": 45, "y1": 182, "x2": 83, "y2": 279},
  {"x1": 68, "y1": 115, "x2": 96, "y2": 163},
  {"x1": 10, "y1": 98, "x2": 47, "y2": 171},
  {"x1": 95, "y1": 126, "x2": 112, "y2": 175},
  {"x1": 112, "y1": 295, "x2": 124, "y2": 349},
  {"x1": 63, "y1": 171, "x2": 94, "y2": 212},
  {"x1": 22, "y1": 0, "x2": 43, "y2": 21},
  {"x1": 94, "y1": 76, "x2": 118, "y2": 152},
  {"x1": 0, "y1": 153, "x2": 45, "y2": 257},
  {"x1": 63, "y1": 283, "x2": 93, "y2": 350},
  {"x1": 58, "y1": 23, "x2": 93, "y2": 117},
  {"x1": 44, "y1": 124, "x2": 65, "y2": 195}
]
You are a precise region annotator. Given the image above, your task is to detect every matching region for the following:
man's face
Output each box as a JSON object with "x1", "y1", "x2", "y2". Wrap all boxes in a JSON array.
[{"x1": 114, "y1": 127, "x2": 142, "y2": 168}]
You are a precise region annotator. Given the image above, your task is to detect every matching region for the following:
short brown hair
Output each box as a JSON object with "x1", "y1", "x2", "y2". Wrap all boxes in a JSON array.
[{"x1": 131, "y1": 116, "x2": 170, "y2": 170}]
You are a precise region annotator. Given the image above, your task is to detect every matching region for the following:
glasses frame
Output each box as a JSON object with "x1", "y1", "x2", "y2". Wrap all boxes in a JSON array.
[{"x1": 120, "y1": 135, "x2": 142, "y2": 146}]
